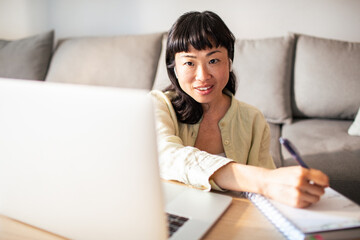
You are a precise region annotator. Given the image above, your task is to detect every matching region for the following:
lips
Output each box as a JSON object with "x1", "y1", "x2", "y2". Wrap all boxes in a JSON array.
[{"x1": 194, "y1": 85, "x2": 214, "y2": 95}]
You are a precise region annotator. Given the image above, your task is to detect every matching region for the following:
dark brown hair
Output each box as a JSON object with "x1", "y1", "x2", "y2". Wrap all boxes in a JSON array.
[{"x1": 164, "y1": 11, "x2": 236, "y2": 124}]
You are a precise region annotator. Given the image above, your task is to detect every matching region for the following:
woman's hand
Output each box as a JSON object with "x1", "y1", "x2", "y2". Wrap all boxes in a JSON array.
[
  {"x1": 211, "y1": 163, "x2": 329, "y2": 208},
  {"x1": 261, "y1": 166, "x2": 329, "y2": 208}
]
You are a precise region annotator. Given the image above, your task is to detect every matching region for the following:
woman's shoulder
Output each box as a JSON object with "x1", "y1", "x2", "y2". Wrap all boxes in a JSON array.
[
  {"x1": 231, "y1": 96, "x2": 266, "y2": 122},
  {"x1": 149, "y1": 90, "x2": 180, "y2": 133},
  {"x1": 231, "y1": 95, "x2": 260, "y2": 113},
  {"x1": 150, "y1": 89, "x2": 176, "y2": 102},
  {"x1": 149, "y1": 90, "x2": 177, "y2": 117},
  {"x1": 224, "y1": 89, "x2": 262, "y2": 117}
]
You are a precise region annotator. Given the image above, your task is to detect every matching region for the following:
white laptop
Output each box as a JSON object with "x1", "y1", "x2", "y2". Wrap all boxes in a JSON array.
[{"x1": 0, "y1": 78, "x2": 232, "y2": 240}]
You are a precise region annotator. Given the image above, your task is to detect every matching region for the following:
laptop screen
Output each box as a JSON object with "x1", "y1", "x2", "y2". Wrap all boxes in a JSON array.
[{"x1": 0, "y1": 78, "x2": 167, "y2": 240}]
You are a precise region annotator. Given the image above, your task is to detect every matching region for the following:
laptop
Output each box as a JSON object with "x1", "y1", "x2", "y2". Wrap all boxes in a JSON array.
[{"x1": 0, "y1": 78, "x2": 232, "y2": 240}]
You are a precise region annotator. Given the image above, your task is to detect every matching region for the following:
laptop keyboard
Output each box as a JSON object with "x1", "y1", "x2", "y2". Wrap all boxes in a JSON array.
[{"x1": 166, "y1": 213, "x2": 189, "y2": 237}]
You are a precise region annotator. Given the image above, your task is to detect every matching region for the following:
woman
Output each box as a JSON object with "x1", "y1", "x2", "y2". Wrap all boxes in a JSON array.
[{"x1": 150, "y1": 11, "x2": 329, "y2": 208}]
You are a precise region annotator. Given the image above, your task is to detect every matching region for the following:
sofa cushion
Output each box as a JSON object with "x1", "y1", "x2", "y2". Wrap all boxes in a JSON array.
[
  {"x1": 233, "y1": 35, "x2": 295, "y2": 124},
  {"x1": 292, "y1": 34, "x2": 360, "y2": 119},
  {"x1": 0, "y1": 31, "x2": 54, "y2": 80},
  {"x1": 46, "y1": 33, "x2": 163, "y2": 89},
  {"x1": 282, "y1": 119, "x2": 359, "y2": 160},
  {"x1": 281, "y1": 118, "x2": 360, "y2": 179}
]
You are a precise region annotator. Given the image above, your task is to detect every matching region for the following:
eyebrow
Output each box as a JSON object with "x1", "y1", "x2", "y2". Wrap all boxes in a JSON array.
[{"x1": 180, "y1": 50, "x2": 222, "y2": 58}]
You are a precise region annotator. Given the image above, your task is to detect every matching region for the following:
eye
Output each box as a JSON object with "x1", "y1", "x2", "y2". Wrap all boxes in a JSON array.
[
  {"x1": 184, "y1": 62, "x2": 194, "y2": 67},
  {"x1": 209, "y1": 59, "x2": 219, "y2": 64}
]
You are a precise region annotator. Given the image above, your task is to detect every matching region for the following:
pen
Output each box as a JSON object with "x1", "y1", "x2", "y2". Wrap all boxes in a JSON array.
[{"x1": 279, "y1": 137, "x2": 309, "y2": 169}]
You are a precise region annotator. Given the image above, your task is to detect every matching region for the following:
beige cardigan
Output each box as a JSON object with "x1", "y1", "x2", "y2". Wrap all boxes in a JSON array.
[{"x1": 150, "y1": 90, "x2": 275, "y2": 191}]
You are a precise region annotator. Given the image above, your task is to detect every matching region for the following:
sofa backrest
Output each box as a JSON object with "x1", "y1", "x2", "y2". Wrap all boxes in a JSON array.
[
  {"x1": 46, "y1": 32, "x2": 163, "y2": 89},
  {"x1": 46, "y1": 31, "x2": 360, "y2": 122}
]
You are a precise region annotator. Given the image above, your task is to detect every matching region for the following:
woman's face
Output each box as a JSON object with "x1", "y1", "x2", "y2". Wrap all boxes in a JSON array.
[{"x1": 174, "y1": 45, "x2": 230, "y2": 106}]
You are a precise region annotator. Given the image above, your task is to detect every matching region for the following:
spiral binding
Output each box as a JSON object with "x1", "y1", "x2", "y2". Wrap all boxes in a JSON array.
[{"x1": 241, "y1": 192, "x2": 305, "y2": 240}]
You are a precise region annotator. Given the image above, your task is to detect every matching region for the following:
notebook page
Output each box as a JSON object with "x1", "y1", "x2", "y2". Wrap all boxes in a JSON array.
[{"x1": 270, "y1": 187, "x2": 360, "y2": 233}]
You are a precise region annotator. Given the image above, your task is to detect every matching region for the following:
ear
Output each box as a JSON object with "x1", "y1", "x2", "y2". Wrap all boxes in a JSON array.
[{"x1": 229, "y1": 59, "x2": 233, "y2": 72}]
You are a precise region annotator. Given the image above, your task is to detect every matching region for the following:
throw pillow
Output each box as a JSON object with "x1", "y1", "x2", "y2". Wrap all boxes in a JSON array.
[
  {"x1": 292, "y1": 34, "x2": 360, "y2": 119},
  {"x1": 348, "y1": 107, "x2": 360, "y2": 136},
  {"x1": 233, "y1": 35, "x2": 295, "y2": 124},
  {"x1": 0, "y1": 31, "x2": 54, "y2": 80},
  {"x1": 46, "y1": 32, "x2": 163, "y2": 89}
]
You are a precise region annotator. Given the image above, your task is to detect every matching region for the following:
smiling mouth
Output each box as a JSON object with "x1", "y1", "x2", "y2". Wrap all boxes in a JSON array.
[{"x1": 195, "y1": 86, "x2": 213, "y2": 91}]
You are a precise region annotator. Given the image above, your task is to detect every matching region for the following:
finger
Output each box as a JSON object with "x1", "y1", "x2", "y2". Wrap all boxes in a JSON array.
[
  {"x1": 299, "y1": 191, "x2": 321, "y2": 205},
  {"x1": 297, "y1": 201, "x2": 312, "y2": 208},
  {"x1": 292, "y1": 190, "x2": 322, "y2": 208},
  {"x1": 307, "y1": 169, "x2": 329, "y2": 187},
  {"x1": 287, "y1": 189, "x2": 320, "y2": 208},
  {"x1": 299, "y1": 181, "x2": 326, "y2": 197}
]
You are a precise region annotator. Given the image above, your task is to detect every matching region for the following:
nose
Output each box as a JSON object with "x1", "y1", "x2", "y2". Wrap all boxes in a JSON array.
[{"x1": 195, "y1": 64, "x2": 211, "y2": 82}]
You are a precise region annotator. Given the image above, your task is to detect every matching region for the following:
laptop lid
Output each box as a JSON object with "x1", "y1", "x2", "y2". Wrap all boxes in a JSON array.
[{"x1": 0, "y1": 78, "x2": 167, "y2": 240}]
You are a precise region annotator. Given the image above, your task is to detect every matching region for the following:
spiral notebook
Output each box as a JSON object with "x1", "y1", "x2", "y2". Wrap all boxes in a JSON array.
[{"x1": 243, "y1": 188, "x2": 360, "y2": 240}]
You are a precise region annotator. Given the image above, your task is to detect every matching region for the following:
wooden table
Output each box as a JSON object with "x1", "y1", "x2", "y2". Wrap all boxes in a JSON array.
[
  {"x1": 0, "y1": 190, "x2": 285, "y2": 240},
  {"x1": 203, "y1": 191, "x2": 285, "y2": 240}
]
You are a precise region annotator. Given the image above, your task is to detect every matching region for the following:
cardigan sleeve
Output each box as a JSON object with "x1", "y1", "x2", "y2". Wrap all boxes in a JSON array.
[{"x1": 150, "y1": 90, "x2": 233, "y2": 191}]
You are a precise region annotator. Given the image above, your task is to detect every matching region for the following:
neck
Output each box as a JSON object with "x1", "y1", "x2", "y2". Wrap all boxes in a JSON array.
[{"x1": 201, "y1": 93, "x2": 231, "y2": 119}]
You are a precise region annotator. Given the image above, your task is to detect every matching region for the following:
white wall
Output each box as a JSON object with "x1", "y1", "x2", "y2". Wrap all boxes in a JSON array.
[
  {"x1": 1, "y1": 0, "x2": 360, "y2": 42},
  {"x1": 0, "y1": 0, "x2": 49, "y2": 39}
]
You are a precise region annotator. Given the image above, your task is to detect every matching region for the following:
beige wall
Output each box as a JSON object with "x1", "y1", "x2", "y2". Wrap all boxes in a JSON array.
[{"x1": 1, "y1": 0, "x2": 360, "y2": 42}]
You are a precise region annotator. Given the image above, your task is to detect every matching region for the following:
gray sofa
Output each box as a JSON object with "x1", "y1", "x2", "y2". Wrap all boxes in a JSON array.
[{"x1": 1, "y1": 31, "x2": 360, "y2": 203}]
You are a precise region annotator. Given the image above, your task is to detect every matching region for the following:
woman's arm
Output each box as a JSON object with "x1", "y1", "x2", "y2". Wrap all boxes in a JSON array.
[
  {"x1": 152, "y1": 90, "x2": 329, "y2": 208},
  {"x1": 211, "y1": 163, "x2": 329, "y2": 208}
]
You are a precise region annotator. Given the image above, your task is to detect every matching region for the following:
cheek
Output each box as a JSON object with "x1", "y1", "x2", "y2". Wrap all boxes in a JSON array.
[
  {"x1": 212, "y1": 66, "x2": 230, "y2": 83},
  {"x1": 177, "y1": 77, "x2": 192, "y2": 93},
  {"x1": 177, "y1": 73, "x2": 194, "y2": 87}
]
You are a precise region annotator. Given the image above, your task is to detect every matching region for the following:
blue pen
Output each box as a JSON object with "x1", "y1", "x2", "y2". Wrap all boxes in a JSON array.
[{"x1": 279, "y1": 137, "x2": 309, "y2": 169}]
